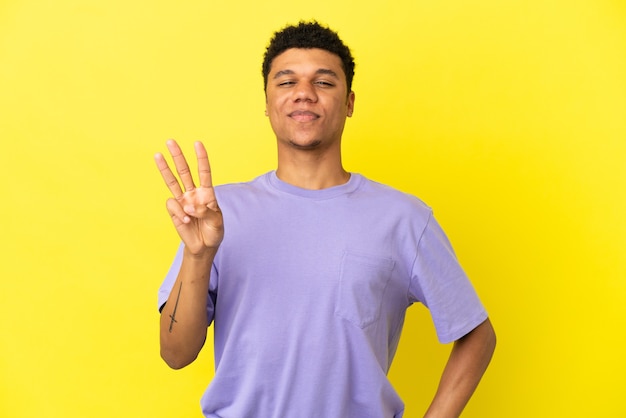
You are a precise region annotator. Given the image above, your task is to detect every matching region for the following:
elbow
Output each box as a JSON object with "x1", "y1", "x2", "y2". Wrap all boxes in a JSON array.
[
  {"x1": 159, "y1": 324, "x2": 207, "y2": 370},
  {"x1": 160, "y1": 347, "x2": 198, "y2": 370}
]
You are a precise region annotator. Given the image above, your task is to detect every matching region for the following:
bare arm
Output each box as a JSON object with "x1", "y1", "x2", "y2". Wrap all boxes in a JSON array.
[
  {"x1": 155, "y1": 140, "x2": 224, "y2": 369},
  {"x1": 424, "y1": 318, "x2": 496, "y2": 418}
]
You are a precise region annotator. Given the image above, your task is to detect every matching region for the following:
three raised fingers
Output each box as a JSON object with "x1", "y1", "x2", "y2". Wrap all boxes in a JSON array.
[{"x1": 155, "y1": 140, "x2": 214, "y2": 200}]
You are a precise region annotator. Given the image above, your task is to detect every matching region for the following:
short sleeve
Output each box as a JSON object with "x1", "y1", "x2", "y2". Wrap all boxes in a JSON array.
[{"x1": 409, "y1": 213, "x2": 488, "y2": 343}]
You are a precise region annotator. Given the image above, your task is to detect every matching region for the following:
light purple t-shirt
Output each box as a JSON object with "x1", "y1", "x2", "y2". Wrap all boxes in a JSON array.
[{"x1": 158, "y1": 171, "x2": 487, "y2": 418}]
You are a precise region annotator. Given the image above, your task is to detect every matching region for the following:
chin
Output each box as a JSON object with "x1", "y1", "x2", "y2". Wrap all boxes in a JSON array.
[{"x1": 287, "y1": 139, "x2": 323, "y2": 150}]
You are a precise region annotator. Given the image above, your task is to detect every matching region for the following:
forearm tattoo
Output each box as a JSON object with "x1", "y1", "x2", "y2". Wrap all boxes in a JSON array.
[{"x1": 168, "y1": 282, "x2": 183, "y2": 333}]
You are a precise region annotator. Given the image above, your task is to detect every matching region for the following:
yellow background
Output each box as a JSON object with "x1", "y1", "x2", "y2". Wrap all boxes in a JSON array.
[{"x1": 1, "y1": 0, "x2": 625, "y2": 416}]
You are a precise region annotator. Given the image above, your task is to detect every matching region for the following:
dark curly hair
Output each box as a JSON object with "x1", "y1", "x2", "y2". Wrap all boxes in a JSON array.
[{"x1": 262, "y1": 21, "x2": 355, "y2": 95}]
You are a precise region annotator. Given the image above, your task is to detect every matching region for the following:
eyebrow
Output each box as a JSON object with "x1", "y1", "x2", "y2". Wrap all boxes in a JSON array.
[{"x1": 273, "y1": 68, "x2": 340, "y2": 79}]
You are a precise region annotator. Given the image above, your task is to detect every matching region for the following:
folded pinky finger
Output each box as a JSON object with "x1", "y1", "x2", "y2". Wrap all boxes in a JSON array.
[{"x1": 166, "y1": 198, "x2": 190, "y2": 225}]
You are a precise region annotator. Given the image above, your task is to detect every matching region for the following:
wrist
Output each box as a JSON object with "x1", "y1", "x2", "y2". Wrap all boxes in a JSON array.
[{"x1": 183, "y1": 245, "x2": 218, "y2": 261}]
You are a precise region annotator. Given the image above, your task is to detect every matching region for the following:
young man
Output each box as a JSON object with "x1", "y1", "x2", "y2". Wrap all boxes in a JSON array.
[{"x1": 155, "y1": 21, "x2": 495, "y2": 418}]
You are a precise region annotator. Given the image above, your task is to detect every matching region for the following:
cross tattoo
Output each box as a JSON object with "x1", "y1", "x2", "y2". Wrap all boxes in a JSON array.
[{"x1": 168, "y1": 282, "x2": 183, "y2": 333}]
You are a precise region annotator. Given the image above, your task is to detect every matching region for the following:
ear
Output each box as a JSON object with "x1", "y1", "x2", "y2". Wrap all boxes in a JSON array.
[
  {"x1": 347, "y1": 91, "x2": 355, "y2": 117},
  {"x1": 265, "y1": 109, "x2": 269, "y2": 116}
]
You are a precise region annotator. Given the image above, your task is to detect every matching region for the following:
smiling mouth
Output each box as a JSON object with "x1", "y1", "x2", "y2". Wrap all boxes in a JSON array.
[{"x1": 289, "y1": 110, "x2": 319, "y2": 122}]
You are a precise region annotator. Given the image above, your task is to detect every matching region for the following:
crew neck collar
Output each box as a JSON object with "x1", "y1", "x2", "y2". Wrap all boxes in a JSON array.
[{"x1": 266, "y1": 170, "x2": 362, "y2": 199}]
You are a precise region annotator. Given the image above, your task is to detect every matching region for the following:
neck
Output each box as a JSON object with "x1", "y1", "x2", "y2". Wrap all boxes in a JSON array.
[{"x1": 275, "y1": 144, "x2": 349, "y2": 190}]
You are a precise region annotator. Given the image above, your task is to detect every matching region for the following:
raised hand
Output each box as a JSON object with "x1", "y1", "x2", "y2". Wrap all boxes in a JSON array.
[{"x1": 155, "y1": 140, "x2": 224, "y2": 256}]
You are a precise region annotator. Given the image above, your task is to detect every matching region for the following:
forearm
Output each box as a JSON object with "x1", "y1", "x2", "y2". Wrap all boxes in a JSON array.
[
  {"x1": 424, "y1": 318, "x2": 496, "y2": 418},
  {"x1": 159, "y1": 247, "x2": 216, "y2": 369}
]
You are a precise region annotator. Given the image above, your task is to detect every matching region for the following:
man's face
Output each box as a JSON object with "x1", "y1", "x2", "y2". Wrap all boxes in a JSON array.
[{"x1": 265, "y1": 48, "x2": 355, "y2": 152}]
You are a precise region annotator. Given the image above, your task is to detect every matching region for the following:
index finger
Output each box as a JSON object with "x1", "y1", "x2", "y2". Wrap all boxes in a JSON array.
[{"x1": 194, "y1": 141, "x2": 214, "y2": 189}]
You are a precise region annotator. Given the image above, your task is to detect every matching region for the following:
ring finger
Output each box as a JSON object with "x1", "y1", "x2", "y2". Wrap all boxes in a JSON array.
[{"x1": 166, "y1": 139, "x2": 196, "y2": 192}]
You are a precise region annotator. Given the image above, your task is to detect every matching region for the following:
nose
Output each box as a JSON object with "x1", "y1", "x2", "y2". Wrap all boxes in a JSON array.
[{"x1": 293, "y1": 82, "x2": 318, "y2": 103}]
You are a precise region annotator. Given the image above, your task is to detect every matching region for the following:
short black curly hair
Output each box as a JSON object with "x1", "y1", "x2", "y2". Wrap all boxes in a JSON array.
[{"x1": 262, "y1": 21, "x2": 355, "y2": 95}]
